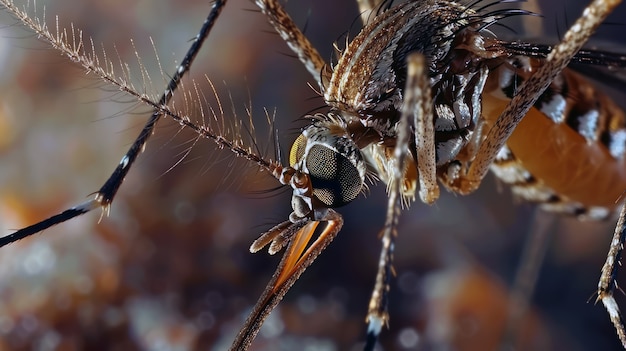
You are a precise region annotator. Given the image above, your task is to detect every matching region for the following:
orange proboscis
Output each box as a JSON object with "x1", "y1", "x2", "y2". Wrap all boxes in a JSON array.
[{"x1": 273, "y1": 221, "x2": 320, "y2": 292}]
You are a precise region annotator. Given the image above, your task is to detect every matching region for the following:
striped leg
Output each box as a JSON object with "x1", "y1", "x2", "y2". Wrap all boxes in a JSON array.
[
  {"x1": 598, "y1": 198, "x2": 626, "y2": 348},
  {"x1": 0, "y1": 0, "x2": 228, "y2": 247},
  {"x1": 365, "y1": 53, "x2": 435, "y2": 351}
]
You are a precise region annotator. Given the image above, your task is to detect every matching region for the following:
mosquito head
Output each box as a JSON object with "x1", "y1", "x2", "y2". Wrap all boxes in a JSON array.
[{"x1": 282, "y1": 113, "x2": 366, "y2": 221}]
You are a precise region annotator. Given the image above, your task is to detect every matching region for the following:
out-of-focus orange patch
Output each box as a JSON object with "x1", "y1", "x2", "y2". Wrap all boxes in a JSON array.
[
  {"x1": 424, "y1": 264, "x2": 556, "y2": 351},
  {"x1": 0, "y1": 192, "x2": 70, "y2": 231},
  {"x1": 0, "y1": 104, "x2": 16, "y2": 152},
  {"x1": 97, "y1": 267, "x2": 120, "y2": 294}
]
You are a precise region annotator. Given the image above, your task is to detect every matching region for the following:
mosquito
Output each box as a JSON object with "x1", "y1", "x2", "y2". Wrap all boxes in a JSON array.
[{"x1": 0, "y1": 0, "x2": 625, "y2": 350}]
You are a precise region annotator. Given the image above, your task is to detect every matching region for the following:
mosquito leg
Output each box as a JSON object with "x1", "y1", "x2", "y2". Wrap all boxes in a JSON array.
[
  {"x1": 356, "y1": 0, "x2": 377, "y2": 24},
  {"x1": 365, "y1": 53, "x2": 430, "y2": 351},
  {"x1": 0, "y1": 0, "x2": 227, "y2": 247},
  {"x1": 355, "y1": 0, "x2": 387, "y2": 25},
  {"x1": 254, "y1": 0, "x2": 330, "y2": 87},
  {"x1": 500, "y1": 209, "x2": 555, "y2": 350},
  {"x1": 518, "y1": 0, "x2": 543, "y2": 38},
  {"x1": 412, "y1": 59, "x2": 438, "y2": 205},
  {"x1": 598, "y1": 198, "x2": 626, "y2": 348},
  {"x1": 446, "y1": 0, "x2": 622, "y2": 195}
]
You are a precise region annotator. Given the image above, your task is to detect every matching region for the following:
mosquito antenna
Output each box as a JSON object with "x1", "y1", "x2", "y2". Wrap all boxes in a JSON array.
[{"x1": 0, "y1": 0, "x2": 227, "y2": 247}]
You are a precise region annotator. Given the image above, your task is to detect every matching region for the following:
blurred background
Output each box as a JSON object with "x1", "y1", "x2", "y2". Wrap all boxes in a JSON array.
[{"x1": 0, "y1": 0, "x2": 625, "y2": 350}]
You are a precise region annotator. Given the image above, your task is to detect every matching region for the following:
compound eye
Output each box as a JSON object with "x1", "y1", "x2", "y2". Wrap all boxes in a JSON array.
[{"x1": 304, "y1": 144, "x2": 363, "y2": 208}]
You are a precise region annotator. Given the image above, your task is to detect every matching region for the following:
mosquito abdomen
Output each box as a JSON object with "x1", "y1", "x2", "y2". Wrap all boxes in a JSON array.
[{"x1": 485, "y1": 62, "x2": 626, "y2": 219}]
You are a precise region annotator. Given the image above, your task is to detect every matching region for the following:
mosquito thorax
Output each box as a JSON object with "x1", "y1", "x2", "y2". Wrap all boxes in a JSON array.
[
  {"x1": 324, "y1": 1, "x2": 496, "y2": 168},
  {"x1": 287, "y1": 114, "x2": 366, "y2": 216}
]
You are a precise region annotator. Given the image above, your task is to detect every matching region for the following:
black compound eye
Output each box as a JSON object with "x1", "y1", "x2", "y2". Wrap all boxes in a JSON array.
[{"x1": 305, "y1": 144, "x2": 363, "y2": 207}]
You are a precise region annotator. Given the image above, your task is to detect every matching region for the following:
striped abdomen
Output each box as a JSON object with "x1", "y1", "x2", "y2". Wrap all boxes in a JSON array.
[{"x1": 484, "y1": 57, "x2": 626, "y2": 219}]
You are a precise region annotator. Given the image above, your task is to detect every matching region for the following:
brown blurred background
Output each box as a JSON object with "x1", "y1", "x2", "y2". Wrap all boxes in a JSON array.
[{"x1": 0, "y1": 0, "x2": 625, "y2": 350}]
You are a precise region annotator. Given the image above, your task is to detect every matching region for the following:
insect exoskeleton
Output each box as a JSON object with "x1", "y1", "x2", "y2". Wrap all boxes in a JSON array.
[
  {"x1": 483, "y1": 58, "x2": 626, "y2": 219},
  {"x1": 317, "y1": 0, "x2": 626, "y2": 220},
  {"x1": 321, "y1": 1, "x2": 502, "y2": 201},
  {"x1": 288, "y1": 113, "x2": 367, "y2": 212}
]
